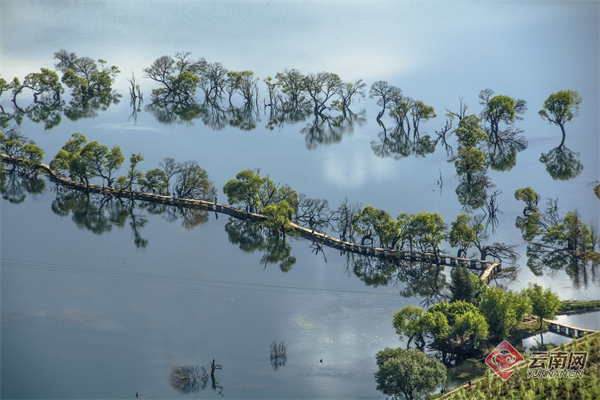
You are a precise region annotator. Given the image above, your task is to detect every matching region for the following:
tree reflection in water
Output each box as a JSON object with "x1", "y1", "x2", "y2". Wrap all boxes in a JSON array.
[
  {"x1": 485, "y1": 127, "x2": 528, "y2": 172},
  {"x1": 6, "y1": 95, "x2": 64, "y2": 130},
  {"x1": 270, "y1": 341, "x2": 287, "y2": 370},
  {"x1": 527, "y1": 244, "x2": 598, "y2": 290},
  {"x1": 169, "y1": 365, "x2": 208, "y2": 393},
  {"x1": 539, "y1": 144, "x2": 583, "y2": 181},
  {"x1": 301, "y1": 109, "x2": 366, "y2": 150},
  {"x1": 347, "y1": 253, "x2": 450, "y2": 307},
  {"x1": 48, "y1": 187, "x2": 209, "y2": 248},
  {"x1": 0, "y1": 166, "x2": 46, "y2": 204},
  {"x1": 225, "y1": 218, "x2": 296, "y2": 272},
  {"x1": 63, "y1": 91, "x2": 121, "y2": 122},
  {"x1": 371, "y1": 120, "x2": 437, "y2": 161}
]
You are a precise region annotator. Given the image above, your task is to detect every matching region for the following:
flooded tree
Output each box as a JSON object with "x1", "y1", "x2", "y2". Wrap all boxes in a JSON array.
[
  {"x1": 225, "y1": 70, "x2": 259, "y2": 105},
  {"x1": 336, "y1": 79, "x2": 366, "y2": 112},
  {"x1": 478, "y1": 89, "x2": 528, "y2": 171},
  {"x1": 115, "y1": 153, "x2": 144, "y2": 193},
  {"x1": 143, "y1": 52, "x2": 206, "y2": 102},
  {"x1": 369, "y1": 81, "x2": 402, "y2": 120},
  {"x1": 10, "y1": 68, "x2": 63, "y2": 104},
  {"x1": 303, "y1": 72, "x2": 343, "y2": 114},
  {"x1": 0, "y1": 126, "x2": 44, "y2": 175},
  {"x1": 173, "y1": 160, "x2": 215, "y2": 200},
  {"x1": 200, "y1": 62, "x2": 228, "y2": 102},
  {"x1": 274, "y1": 69, "x2": 307, "y2": 105},
  {"x1": 538, "y1": 90, "x2": 582, "y2": 143},
  {"x1": 223, "y1": 169, "x2": 298, "y2": 213},
  {"x1": 54, "y1": 49, "x2": 120, "y2": 95},
  {"x1": 80, "y1": 141, "x2": 125, "y2": 187}
]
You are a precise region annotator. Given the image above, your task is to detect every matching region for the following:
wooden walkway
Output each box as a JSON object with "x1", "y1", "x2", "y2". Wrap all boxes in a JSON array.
[
  {"x1": 544, "y1": 318, "x2": 597, "y2": 338},
  {"x1": 3, "y1": 155, "x2": 502, "y2": 282}
]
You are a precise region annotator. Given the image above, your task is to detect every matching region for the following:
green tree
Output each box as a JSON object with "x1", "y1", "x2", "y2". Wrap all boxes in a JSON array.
[
  {"x1": 514, "y1": 187, "x2": 540, "y2": 215},
  {"x1": 49, "y1": 132, "x2": 94, "y2": 185},
  {"x1": 448, "y1": 213, "x2": 477, "y2": 257},
  {"x1": 225, "y1": 70, "x2": 258, "y2": 104},
  {"x1": 138, "y1": 168, "x2": 169, "y2": 194},
  {"x1": 223, "y1": 169, "x2": 298, "y2": 213},
  {"x1": 448, "y1": 264, "x2": 486, "y2": 306},
  {"x1": 392, "y1": 306, "x2": 428, "y2": 350},
  {"x1": 173, "y1": 161, "x2": 214, "y2": 200},
  {"x1": 274, "y1": 69, "x2": 307, "y2": 104},
  {"x1": 455, "y1": 114, "x2": 488, "y2": 148},
  {"x1": 80, "y1": 141, "x2": 124, "y2": 187},
  {"x1": 0, "y1": 128, "x2": 44, "y2": 176},
  {"x1": 478, "y1": 89, "x2": 527, "y2": 140},
  {"x1": 479, "y1": 287, "x2": 531, "y2": 341},
  {"x1": 54, "y1": 50, "x2": 120, "y2": 95},
  {"x1": 525, "y1": 284, "x2": 561, "y2": 329},
  {"x1": 455, "y1": 147, "x2": 487, "y2": 178},
  {"x1": 543, "y1": 210, "x2": 593, "y2": 256},
  {"x1": 143, "y1": 52, "x2": 206, "y2": 101},
  {"x1": 352, "y1": 206, "x2": 403, "y2": 248},
  {"x1": 407, "y1": 212, "x2": 446, "y2": 255},
  {"x1": 303, "y1": 71, "x2": 343, "y2": 114},
  {"x1": 262, "y1": 200, "x2": 295, "y2": 233},
  {"x1": 116, "y1": 153, "x2": 144, "y2": 193},
  {"x1": 223, "y1": 169, "x2": 263, "y2": 212},
  {"x1": 538, "y1": 90, "x2": 582, "y2": 144},
  {"x1": 427, "y1": 300, "x2": 488, "y2": 355},
  {"x1": 11, "y1": 68, "x2": 63, "y2": 103},
  {"x1": 374, "y1": 347, "x2": 447, "y2": 400},
  {"x1": 409, "y1": 100, "x2": 436, "y2": 134}
]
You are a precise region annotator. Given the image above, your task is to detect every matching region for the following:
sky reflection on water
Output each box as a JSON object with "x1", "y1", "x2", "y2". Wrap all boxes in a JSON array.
[{"x1": 1, "y1": 1, "x2": 599, "y2": 398}]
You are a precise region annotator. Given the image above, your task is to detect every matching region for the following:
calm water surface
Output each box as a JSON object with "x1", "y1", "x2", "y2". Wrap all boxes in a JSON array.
[{"x1": 1, "y1": 1, "x2": 598, "y2": 398}]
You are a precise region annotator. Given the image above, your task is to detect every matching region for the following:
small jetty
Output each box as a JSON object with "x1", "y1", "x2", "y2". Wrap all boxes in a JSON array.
[{"x1": 544, "y1": 319, "x2": 597, "y2": 338}]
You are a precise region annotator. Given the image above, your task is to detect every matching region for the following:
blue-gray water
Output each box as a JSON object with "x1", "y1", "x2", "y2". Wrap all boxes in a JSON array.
[{"x1": 1, "y1": 1, "x2": 598, "y2": 399}]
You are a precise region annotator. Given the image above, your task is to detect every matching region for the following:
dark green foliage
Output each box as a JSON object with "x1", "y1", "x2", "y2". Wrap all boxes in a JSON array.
[
  {"x1": 374, "y1": 347, "x2": 447, "y2": 400},
  {"x1": 449, "y1": 265, "x2": 486, "y2": 305},
  {"x1": 478, "y1": 287, "x2": 531, "y2": 341}
]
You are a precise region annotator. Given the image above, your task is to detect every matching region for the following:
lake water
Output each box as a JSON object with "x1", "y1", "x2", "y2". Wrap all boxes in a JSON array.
[{"x1": 1, "y1": 1, "x2": 598, "y2": 398}]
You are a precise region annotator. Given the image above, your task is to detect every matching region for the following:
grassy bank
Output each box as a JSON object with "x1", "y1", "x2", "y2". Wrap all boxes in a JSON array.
[
  {"x1": 557, "y1": 300, "x2": 600, "y2": 315},
  {"x1": 439, "y1": 332, "x2": 600, "y2": 400}
]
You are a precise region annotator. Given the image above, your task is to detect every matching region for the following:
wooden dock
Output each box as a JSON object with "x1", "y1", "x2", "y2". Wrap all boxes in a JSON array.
[{"x1": 544, "y1": 318, "x2": 597, "y2": 338}]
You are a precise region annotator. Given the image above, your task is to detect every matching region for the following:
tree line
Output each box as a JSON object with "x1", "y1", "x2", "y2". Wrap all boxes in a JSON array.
[{"x1": 0, "y1": 50, "x2": 583, "y2": 144}]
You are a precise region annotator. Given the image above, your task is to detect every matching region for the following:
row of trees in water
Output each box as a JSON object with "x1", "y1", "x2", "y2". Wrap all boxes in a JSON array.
[
  {"x1": 2, "y1": 126, "x2": 596, "y2": 283},
  {"x1": 0, "y1": 51, "x2": 585, "y2": 161}
]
